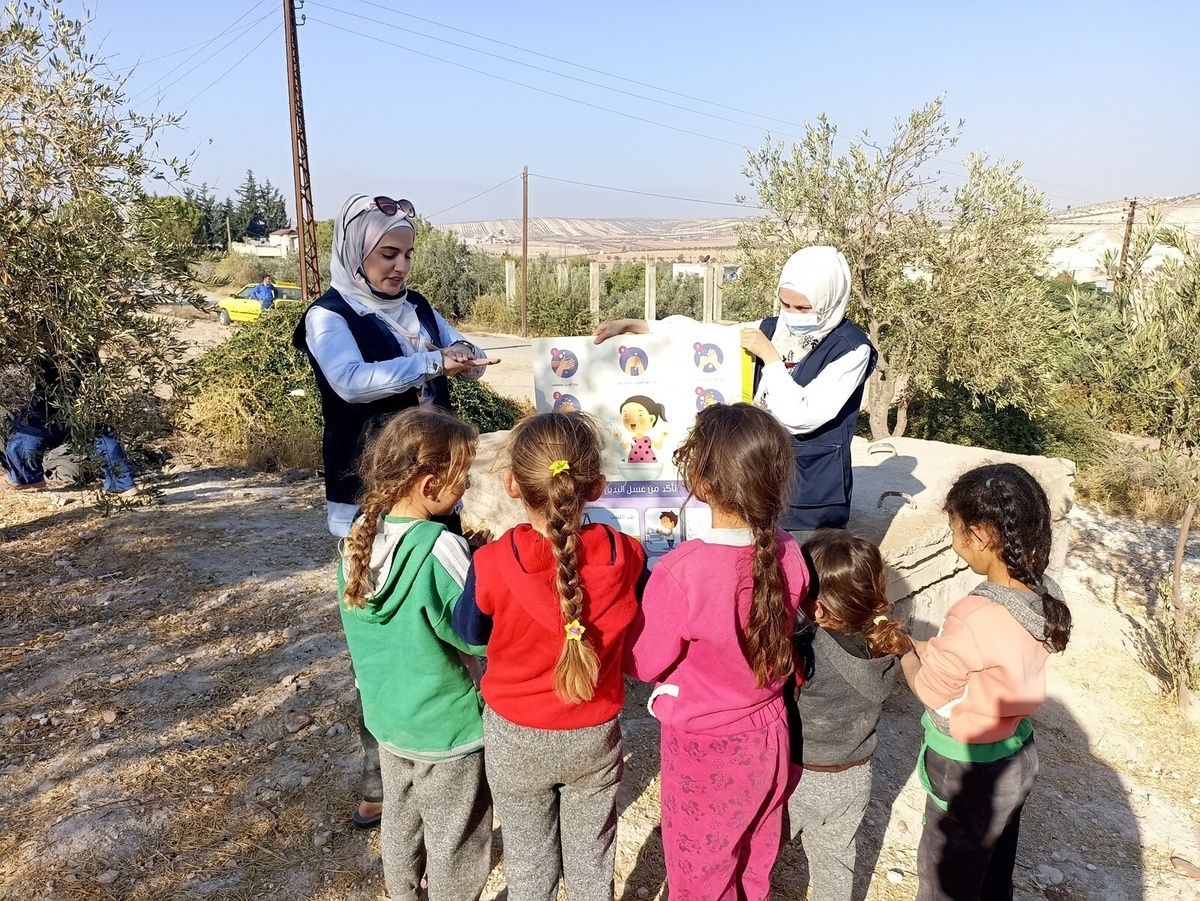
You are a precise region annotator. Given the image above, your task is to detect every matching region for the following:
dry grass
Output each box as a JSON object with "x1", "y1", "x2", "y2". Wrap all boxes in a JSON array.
[{"x1": 181, "y1": 389, "x2": 321, "y2": 472}]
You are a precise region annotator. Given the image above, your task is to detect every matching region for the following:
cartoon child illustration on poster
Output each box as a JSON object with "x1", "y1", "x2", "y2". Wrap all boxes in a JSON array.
[
  {"x1": 612, "y1": 394, "x2": 669, "y2": 468},
  {"x1": 550, "y1": 348, "x2": 579, "y2": 378},
  {"x1": 652, "y1": 510, "x2": 679, "y2": 549},
  {"x1": 694, "y1": 342, "x2": 723, "y2": 373},
  {"x1": 553, "y1": 392, "x2": 582, "y2": 413},
  {"x1": 618, "y1": 346, "x2": 649, "y2": 377}
]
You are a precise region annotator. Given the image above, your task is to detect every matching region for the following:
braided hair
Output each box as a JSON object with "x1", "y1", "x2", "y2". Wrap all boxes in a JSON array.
[
  {"x1": 673, "y1": 403, "x2": 796, "y2": 687},
  {"x1": 944, "y1": 463, "x2": 1072, "y2": 652},
  {"x1": 342, "y1": 407, "x2": 478, "y2": 608},
  {"x1": 507, "y1": 412, "x2": 608, "y2": 704}
]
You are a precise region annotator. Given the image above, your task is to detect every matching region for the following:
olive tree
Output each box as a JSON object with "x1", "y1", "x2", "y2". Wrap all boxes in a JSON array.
[
  {"x1": 736, "y1": 98, "x2": 1060, "y2": 438},
  {"x1": 1074, "y1": 214, "x2": 1200, "y2": 717},
  {"x1": 0, "y1": 0, "x2": 199, "y2": 447}
]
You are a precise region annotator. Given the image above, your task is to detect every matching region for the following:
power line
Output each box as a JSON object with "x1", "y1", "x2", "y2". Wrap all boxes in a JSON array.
[
  {"x1": 178, "y1": 24, "x2": 283, "y2": 109},
  {"x1": 111, "y1": 8, "x2": 270, "y2": 73},
  {"x1": 128, "y1": 5, "x2": 276, "y2": 105},
  {"x1": 428, "y1": 174, "x2": 523, "y2": 220},
  {"x1": 342, "y1": 0, "x2": 807, "y2": 132},
  {"x1": 310, "y1": 0, "x2": 803, "y2": 141},
  {"x1": 306, "y1": 16, "x2": 751, "y2": 149},
  {"x1": 338, "y1": 0, "x2": 1122, "y2": 205}
]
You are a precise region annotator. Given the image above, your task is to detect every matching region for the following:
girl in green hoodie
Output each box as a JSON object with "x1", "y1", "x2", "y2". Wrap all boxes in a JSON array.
[{"x1": 339, "y1": 407, "x2": 492, "y2": 901}]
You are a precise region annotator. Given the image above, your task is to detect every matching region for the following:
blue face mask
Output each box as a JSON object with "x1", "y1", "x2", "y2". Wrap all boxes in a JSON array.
[{"x1": 779, "y1": 310, "x2": 820, "y2": 335}]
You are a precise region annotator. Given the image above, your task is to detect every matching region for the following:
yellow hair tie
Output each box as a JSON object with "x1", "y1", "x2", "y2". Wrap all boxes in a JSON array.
[
  {"x1": 565, "y1": 619, "x2": 585, "y2": 641},
  {"x1": 872, "y1": 615, "x2": 889, "y2": 626},
  {"x1": 548, "y1": 460, "x2": 571, "y2": 476}
]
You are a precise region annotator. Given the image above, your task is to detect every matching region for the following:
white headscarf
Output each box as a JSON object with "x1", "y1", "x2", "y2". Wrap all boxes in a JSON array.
[
  {"x1": 769, "y1": 246, "x2": 852, "y2": 366},
  {"x1": 331, "y1": 193, "x2": 421, "y2": 343}
]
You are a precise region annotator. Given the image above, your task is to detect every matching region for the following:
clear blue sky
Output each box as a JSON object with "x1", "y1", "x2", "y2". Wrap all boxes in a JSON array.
[{"x1": 76, "y1": 0, "x2": 1199, "y2": 223}]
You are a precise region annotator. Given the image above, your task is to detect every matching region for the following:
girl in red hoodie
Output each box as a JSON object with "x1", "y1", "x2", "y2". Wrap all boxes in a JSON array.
[
  {"x1": 453, "y1": 412, "x2": 645, "y2": 901},
  {"x1": 901, "y1": 463, "x2": 1072, "y2": 901}
]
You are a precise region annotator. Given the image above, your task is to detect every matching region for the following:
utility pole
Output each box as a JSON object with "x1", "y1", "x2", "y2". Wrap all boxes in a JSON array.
[
  {"x1": 283, "y1": 0, "x2": 321, "y2": 300},
  {"x1": 225, "y1": 216, "x2": 232, "y2": 252},
  {"x1": 1118, "y1": 197, "x2": 1137, "y2": 277},
  {"x1": 521, "y1": 165, "x2": 528, "y2": 337}
]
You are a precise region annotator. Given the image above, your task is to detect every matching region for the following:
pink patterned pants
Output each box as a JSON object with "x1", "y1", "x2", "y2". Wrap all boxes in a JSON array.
[{"x1": 659, "y1": 713, "x2": 791, "y2": 901}]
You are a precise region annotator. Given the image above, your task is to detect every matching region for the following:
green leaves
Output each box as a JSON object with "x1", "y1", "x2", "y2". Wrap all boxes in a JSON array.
[{"x1": 1, "y1": 0, "x2": 201, "y2": 447}]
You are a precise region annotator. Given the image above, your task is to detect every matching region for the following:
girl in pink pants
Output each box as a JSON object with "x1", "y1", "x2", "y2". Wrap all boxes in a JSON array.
[{"x1": 626, "y1": 403, "x2": 809, "y2": 901}]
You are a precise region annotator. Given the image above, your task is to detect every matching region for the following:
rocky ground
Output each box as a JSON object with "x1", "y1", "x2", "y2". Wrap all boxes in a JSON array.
[
  {"x1": 0, "y1": 467, "x2": 1198, "y2": 901},
  {"x1": 1, "y1": 304, "x2": 1198, "y2": 899}
]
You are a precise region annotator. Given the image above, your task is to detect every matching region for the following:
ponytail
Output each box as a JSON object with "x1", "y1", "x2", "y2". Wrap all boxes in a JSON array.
[
  {"x1": 547, "y1": 477, "x2": 601, "y2": 703},
  {"x1": 865, "y1": 615, "x2": 914, "y2": 658}
]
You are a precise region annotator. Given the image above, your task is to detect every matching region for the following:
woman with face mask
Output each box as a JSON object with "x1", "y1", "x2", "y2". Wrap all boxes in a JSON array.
[
  {"x1": 293, "y1": 193, "x2": 499, "y2": 831},
  {"x1": 594, "y1": 246, "x2": 876, "y2": 537}
]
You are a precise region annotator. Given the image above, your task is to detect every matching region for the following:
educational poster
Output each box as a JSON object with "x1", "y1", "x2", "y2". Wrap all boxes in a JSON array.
[{"x1": 533, "y1": 326, "x2": 745, "y2": 567}]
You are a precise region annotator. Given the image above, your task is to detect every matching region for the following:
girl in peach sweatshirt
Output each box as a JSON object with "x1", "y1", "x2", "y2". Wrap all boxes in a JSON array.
[{"x1": 901, "y1": 463, "x2": 1072, "y2": 901}]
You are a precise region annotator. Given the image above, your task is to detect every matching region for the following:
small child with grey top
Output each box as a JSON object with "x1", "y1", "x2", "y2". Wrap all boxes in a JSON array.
[{"x1": 783, "y1": 530, "x2": 912, "y2": 901}]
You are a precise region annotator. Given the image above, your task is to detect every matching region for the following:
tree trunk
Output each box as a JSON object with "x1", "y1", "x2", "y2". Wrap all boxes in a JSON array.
[
  {"x1": 867, "y1": 370, "x2": 895, "y2": 440},
  {"x1": 1172, "y1": 500, "x2": 1199, "y2": 721},
  {"x1": 893, "y1": 398, "x2": 909, "y2": 438}
]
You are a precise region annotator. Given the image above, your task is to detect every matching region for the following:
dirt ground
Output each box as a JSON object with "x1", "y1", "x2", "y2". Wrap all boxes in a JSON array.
[{"x1": 1, "y1": 306, "x2": 1199, "y2": 900}]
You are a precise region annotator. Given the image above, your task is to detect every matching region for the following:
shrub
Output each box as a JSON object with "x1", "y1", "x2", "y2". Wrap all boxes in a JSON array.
[
  {"x1": 464, "y1": 293, "x2": 520, "y2": 334},
  {"x1": 179, "y1": 302, "x2": 524, "y2": 470}
]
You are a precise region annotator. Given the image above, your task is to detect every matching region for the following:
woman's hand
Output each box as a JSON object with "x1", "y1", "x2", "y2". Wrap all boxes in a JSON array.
[
  {"x1": 593, "y1": 318, "x2": 649, "y2": 344},
  {"x1": 740, "y1": 328, "x2": 781, "y2": 364},
  {"x1": 438, "y1": 346, "x2": 499, "y2": 376}
]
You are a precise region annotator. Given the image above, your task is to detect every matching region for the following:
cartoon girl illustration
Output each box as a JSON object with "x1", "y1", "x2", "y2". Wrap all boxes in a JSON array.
[
  {"x1": 618, "y1": 346, "x2": 649, "y2": 377},
  {"x1": 553, "y1": 392, "x2": 582, "y2": 413},
  {"x1": 693, "y1": 342, "x2": 723, "y2": 373},
  {"x1": 695, "y1": 387, "x2": 725, "y2": 411},
  {"x1": 550, "y1": 348, "x2": 579, "y2": 379},
  {"x1": 614, "y1": 395, "x2": 668, "y2": 463},
  {"x1": 652, "y1": 510, "x2": 679, "y2": 549}
]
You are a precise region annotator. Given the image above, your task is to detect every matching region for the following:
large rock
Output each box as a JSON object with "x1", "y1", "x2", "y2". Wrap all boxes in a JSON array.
[{"x1": 461, "y1": 432, "x2": 1075, "y2": 639}]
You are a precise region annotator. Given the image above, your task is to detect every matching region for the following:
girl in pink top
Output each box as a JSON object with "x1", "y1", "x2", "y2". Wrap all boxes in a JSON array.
[
  {"x1": 626, "y1": 403, "x2": 809, "y2": 901},
  {"x1": 901, "y1": 463, "x2": 1072, "y2": 901}
]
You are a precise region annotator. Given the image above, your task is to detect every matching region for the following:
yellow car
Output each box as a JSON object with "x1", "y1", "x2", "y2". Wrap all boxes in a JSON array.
[{"x1": 217, "y1": 282, "x2": 303, "y2": 325}]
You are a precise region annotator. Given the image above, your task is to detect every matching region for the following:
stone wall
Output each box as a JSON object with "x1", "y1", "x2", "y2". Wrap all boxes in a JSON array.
[{"x1": 461, "y1": 432, "x2": 1075, "y2": 639}]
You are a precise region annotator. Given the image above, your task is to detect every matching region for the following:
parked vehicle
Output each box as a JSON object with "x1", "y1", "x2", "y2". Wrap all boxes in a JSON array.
[{"x1": 217, "y1": 282, "x2": 303, "y2": 325}]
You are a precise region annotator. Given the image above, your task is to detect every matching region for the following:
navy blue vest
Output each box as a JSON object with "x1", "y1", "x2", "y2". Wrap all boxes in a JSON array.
[
  {"x1": 293, "y1": 288, "x2": 452, "y2": 506},
  {"x1": 754, "y1": 318, "x2": 878, "y2": 531}
]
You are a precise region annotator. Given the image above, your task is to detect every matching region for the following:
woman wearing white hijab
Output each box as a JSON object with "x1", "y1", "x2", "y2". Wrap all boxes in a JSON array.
[
  {"x1": 594, "y1": 246, "x2": 876, "y2": 535},
  {"x1": 293, "y1": 194, "x2": 497, "y2": 832},
  {"x1": 294, "y1": 194, "x2": 497, "y2": 538}
]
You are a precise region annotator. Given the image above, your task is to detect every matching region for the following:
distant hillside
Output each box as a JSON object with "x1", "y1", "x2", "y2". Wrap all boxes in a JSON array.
[
  {"x1": 442, "y1": 194, "x2": 1200, "y2": 260},
  {"x1": 441, "y1": 217, "x2": 746, "y2": 257}
]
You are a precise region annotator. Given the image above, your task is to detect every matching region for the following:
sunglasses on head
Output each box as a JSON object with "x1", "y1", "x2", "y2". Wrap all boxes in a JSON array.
[{"x1": 344, "y1": 195, "x2": 416, "y2": 231}]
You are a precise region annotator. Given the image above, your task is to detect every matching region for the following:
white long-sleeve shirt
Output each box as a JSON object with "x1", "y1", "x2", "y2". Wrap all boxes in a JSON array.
[
  {"x1": 651, "y1": 316, "x2": 872, "y2": 435},
  {"x1": 305, "y1": 303, "x2": 482, "y2": 404},
  {"x1": 305, "y1": 298, "x2": 484, "y2": 536}
]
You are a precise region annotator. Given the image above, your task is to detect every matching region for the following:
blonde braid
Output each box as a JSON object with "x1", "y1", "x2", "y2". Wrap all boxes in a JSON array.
[
  {"x1": 548, "y1": 479, "x2": 600, "y2": 703},
  {"x1": 342, "y1": 492, "x2": 390, "y2": 608}
]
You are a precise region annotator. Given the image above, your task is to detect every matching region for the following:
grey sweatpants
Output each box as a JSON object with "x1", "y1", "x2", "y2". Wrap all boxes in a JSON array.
[
  {"x1": 378, "y1": 748, "x2": 493, "y2": 901},
  {"x1": 483, "y1": 708, "x2": 623, "y2": 901},
  {"x1": 786, "y1": 761, "x2": 872, "y2": 901}
]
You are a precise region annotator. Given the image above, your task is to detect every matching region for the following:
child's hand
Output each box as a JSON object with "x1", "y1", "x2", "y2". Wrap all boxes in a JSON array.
[{"x1": 462, "y1": 526, "x2": 493, "y2": 550}]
